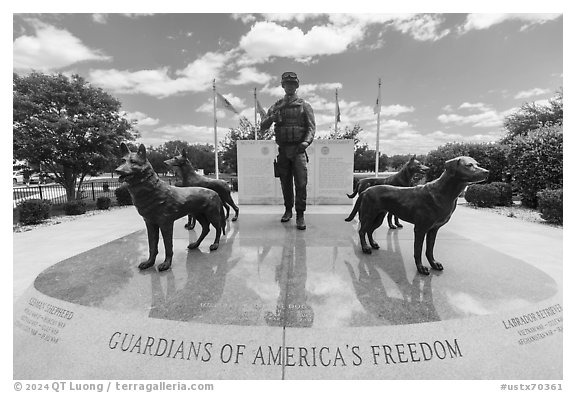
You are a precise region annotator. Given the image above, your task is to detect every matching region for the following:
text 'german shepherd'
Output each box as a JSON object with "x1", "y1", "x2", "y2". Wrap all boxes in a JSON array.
[
  {"x1": 356, "y1": 156, "x2": 489, "y2": 275},
  {"x1": 115, "y1": 143, "x2": 226, "y2": 272}
]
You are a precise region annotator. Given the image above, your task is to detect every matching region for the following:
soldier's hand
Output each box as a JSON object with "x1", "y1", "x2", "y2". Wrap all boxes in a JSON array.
[
  {"x1": 297, "y1": 142, "x2": 309, "y2": 153},
  {"x1": 272, "y1": 110, "x2": 281, "y2": 123}
]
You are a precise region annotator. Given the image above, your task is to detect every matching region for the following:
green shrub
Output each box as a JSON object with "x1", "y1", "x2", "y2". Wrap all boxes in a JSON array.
[
  {"x1": 490, "y1": 182, "x2": 513, "y2": 206},
  {"x1": 114, "y1": 184, "x2": 133, "y2": 206},
  {"x1": 537, "y1": 188, "x2": 562, "y2": 224},
  {"x1": 96, "y1": 196, "x2": 112, "y2": 210},
  {"x1": 465, "y1": 184, "x2": 500, "y2": 207},
  {"x1": 506, "y1": 125, "x2": 562, "y2": 208},
  {"x1": 425, "y1": 142, "x2": 509, "y2": 182},
  {"x1": 18, "y1": 199, "x2": 52, "y2": 225},
  {"x1": 63, "y1": 200, "x2": 86, "y2": 215}
]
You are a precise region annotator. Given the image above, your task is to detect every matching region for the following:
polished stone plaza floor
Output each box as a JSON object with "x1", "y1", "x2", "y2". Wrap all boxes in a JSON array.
[{"x1": 13, "y1": 206, "x2": 563, "y2": 379}]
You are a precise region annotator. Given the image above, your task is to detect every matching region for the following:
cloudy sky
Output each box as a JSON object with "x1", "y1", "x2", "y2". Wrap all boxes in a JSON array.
[{"x1": 12, "y1": 12, "x2": 563, "y2": 155}]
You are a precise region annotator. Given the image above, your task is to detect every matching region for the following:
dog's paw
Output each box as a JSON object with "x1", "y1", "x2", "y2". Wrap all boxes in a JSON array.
[
  {"x1": 344, "y1": 217, "x2": 353, "y2": 222},
  {"x1": 361, "y1": 247, "x2": 372, "y2": 254},
  {"x1": 416, "y1": 265, "x2": 430, "y2": 275},
  {"x1": 188, "y1": 242, "x2": 199, "y2": 250},
  {"x1": 209, "y1": 243, "x2": 219, "y2": 251},
  {"x1": 388, "y1": 225, "x2": 397, "y2": 229},
  {"x1": 370, "y1": 241, "x2": 380, "y2": 249},
  {"x1": 396, "y1": 223, "x2": 403, "y2": 228},
  {"x1": 430, "y1": 261, "x2": 444, "y2": 271},
  {"x1": 138, "y1": 261, "x2": 155, "y2": 270},
  {"x1": 158, "y1": 262, "x2": 172, "y2": 272},
  {"x1": 232, "y1": 216, "x2": 238, "y2": 222}
]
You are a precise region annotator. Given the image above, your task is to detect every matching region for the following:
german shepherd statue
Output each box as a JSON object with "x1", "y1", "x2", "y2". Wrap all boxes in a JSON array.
[
  {"x1": 356, "y1": 156, "x2": 488, "y2": 275},
  {"x1": 345, "y1": 155, "x2": 429, "y2": 228},
  {"x1": 115, "y1": 143, "x2": 226, "y2": 272},
  {"x1": 164, "y1": 148, "x2": 239, "y2": 229}
]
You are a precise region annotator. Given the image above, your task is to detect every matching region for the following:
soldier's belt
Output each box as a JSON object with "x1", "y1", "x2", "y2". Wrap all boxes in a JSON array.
[{"x1": 275, "y1": 126, "x2": 306, "y2": 144}]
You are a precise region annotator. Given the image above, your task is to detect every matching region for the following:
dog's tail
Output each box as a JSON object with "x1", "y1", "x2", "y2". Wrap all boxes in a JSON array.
[
  {"x1": 346, "y1": 182, "x2": 358, "y2": 198},
  {"x1": 344, "y1": 192, "x2": 363, "y2": 222}
]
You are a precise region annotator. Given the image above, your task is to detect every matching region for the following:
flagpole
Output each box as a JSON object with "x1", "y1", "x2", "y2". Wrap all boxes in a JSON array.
[
  {"x1": 254, "y1": 88, "x2": 258, "y2": 140},
  {"x1": 335, "y1": 89, "x2": 339, "y2": 135},
  {"x1": 375, "y1": 78, "x2": 381, "y2": 177},
  {"x1": 213, "y1": 79, "x2": 219, "y2": 179}
]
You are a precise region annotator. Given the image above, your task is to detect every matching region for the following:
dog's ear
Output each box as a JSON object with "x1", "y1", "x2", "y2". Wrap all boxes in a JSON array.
[
  {"x1": 137, "y1": 144, "x2": 147, "y2": 159},
  {"x1": 120, "y1": 142, "x2": 130, "y2": 156},
  {"x1": 173, "y1": 147, "x2": 180, "y2": 155},
  {"x1": 445, "y1": 157, "x2": 462, "y2": 170},
  {"x1": 411, "y1": 154, "x2": 416, "y2": 161}
]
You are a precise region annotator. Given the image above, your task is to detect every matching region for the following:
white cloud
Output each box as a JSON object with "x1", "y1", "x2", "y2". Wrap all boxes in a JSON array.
[
  {"x1": 389, "y1": 14, "x2": 450, "y2": 41},
  {"x1": 514, "y1": 87, "x2": 551, "y2": 99},
  {"x1": 13, "y1": 20, "x2": 110, "y2": 71},
  {"x1": 234, "y1": 14, "x2": 453, "y2": 65},
  {"x1": 459, "y1": 102, "x2": 491, "y2": 111},
  {"x1": 231, "y1": 14, "x2": 257, "y2": 24},
  {"x1": 239, "y1": 21, "x2": 364, "y2": 61},
  {"x1": 437, "y1": 111, "x2": 504, "y2": 128},
  {"x1": 137, "y1": 124, "x2": 227, "y2": 147},
  {"x1": 461, "y1": 13, "x2": 561, "y2": 33},
  {"x1": 438, "y1": 102, "x2": 517, "y2": 128},
  {"x1": 263, "y1": 13, "x2": 324, "y2": 23},
  {"x1": 363, "y1": 128, "x2": 504, "y2": 155},
  {"x1": 88, "y1": 51, "x2": 231, "y2": 98},
  {"x1": 92, "y1": 14, "x2": 108, "y2": 24},
  {"x1": 228, "y1": 67, "x2": 273, "y2": 86},
  {"x1": 123, "y1": 111, "x2": 160, "y2": 127}
]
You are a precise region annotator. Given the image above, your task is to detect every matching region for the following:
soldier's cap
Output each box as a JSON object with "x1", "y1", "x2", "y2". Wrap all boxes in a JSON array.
[{"x1": 281, "y1": 71, "x2": 299, "y2": 87}]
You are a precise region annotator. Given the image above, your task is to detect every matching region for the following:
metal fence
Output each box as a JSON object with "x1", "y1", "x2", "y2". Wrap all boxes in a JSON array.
[{"x1": 12, "y1": 180, "x2": 127, "y2": 208}]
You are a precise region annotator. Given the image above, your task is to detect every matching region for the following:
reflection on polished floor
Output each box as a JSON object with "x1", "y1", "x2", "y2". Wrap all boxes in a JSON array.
[{"x1": 34, "y1": 214, "x2": 558, "y2": 329}]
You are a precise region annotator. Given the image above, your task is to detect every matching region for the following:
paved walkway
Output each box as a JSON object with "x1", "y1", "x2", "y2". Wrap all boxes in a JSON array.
[{"x1": 12, "y1": 201, "x2": 563, "y2": 302}]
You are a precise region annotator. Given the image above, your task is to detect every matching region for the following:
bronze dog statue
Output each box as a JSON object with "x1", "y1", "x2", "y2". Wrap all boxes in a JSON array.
[
  {"x1": 345, "y1": 155, "x2": 429, "y2": 228},
  {"x1": 356, "y1": 156, "x2": 489, "y2": 275},
  {"x1": 115, "y1": 143, "x2": 226, "y2": 272},
  {"x1": 164, "y1": 148, "x2": 239, "y2": 229}
]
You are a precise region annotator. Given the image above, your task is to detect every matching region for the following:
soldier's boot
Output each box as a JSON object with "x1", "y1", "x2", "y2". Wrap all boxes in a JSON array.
[
  {"x1": 296, "y1": 210, "x2": 306, "y2": 230},
  {"x1": 281, "y1": 208, "x2": 293, "y2": 222}
]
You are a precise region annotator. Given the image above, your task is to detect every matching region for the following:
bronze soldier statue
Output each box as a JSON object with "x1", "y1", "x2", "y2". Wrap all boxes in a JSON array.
[{"x1": 261, "y1": 72, "x2": 315, "y2": 230}]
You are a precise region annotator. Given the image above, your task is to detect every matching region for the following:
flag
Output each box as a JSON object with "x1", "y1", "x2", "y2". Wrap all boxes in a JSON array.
[
  {"x1": 256, "y1": 98, "x2": 267, "y2": 118},
  {"x1": 374, "y1": 78, "x2": 382, "y2": 115},
  {"x1": 216, "y1": 92, "x2": 239, "y2": 114},
  {"x1": 335, "y1": 90, "x2": 341, "y2": 123}
]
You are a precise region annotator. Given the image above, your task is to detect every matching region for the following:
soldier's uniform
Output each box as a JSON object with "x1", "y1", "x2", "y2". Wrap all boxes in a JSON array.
[{"x1": 261, "y1": 72, "x2": 315, "y2": 229}]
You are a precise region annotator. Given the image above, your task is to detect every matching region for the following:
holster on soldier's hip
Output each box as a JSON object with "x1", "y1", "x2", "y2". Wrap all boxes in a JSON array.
[{"x1": 273, "y1": 159, "x2": 280, "y2": 178}]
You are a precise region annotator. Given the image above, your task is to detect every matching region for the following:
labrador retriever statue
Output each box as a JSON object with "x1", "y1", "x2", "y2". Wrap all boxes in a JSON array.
[{"x1": 356, "y1": 156, "x2": 489, "y2": 275}]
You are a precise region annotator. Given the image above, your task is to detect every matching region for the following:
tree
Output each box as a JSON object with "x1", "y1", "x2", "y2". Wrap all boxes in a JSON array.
[
  {"x1": 220, "y1": 117, "x2": 273, "y2": 174},
  {"x1": 322, "y1": 124, "x2": 363, "y2": 148},
  {"x1": 507, "y1": 124, "x2": 563, "y2": 208},
  {"x1": 353, "y1": 143, "x2": 389, "y2": 172},
  {"x1": 13, "y1": 72, "x2": 137, "y2": 201},
  {"x1": 425, "y1": 142, "x2": 509, "y2": 182},
  {"x1": 501, "y1": 88, "x2": 563, "y2": 143},
  {"x1": 146, "y1": 147, "x2": 170, "y2": 176}
]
